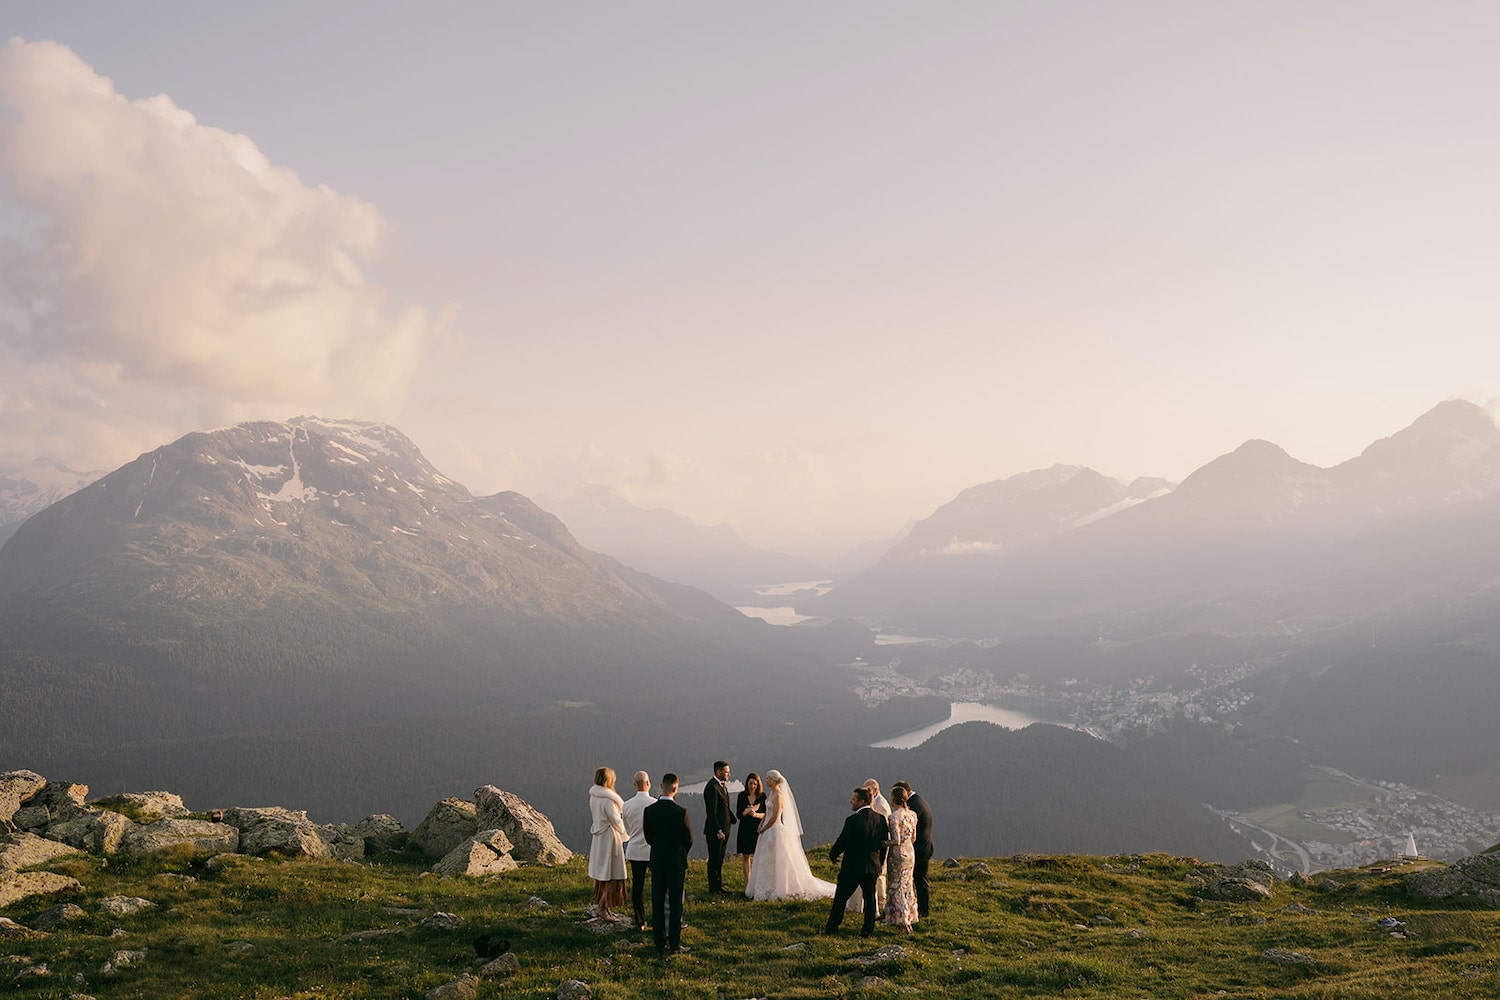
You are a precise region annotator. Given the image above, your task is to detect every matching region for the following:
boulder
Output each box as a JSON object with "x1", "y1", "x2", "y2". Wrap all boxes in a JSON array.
[
  {"x1": 347, "y1": 814, "x2": 408, "y2": 854},
  {"x1": 1203, "y1": 876, "x2": 1273, "y2": 902},
  {"x1": 12, "y1": 805, "x2": 51, "y2": 831},
  {"x1": 0, "y1": 770, "x2": 47, "y2": 829},
  {"x1": 0, "y1": 870, "x2": 81, "y2": 908},
  {"x1": 226, "y1": 808, "x2": 333, "y2": 859},
  {"x1": 0, "y1": 832, "x2": 82, "y2": 872},
  {"x1": 32, "y1": 902, "x2": 87, "y2": 929},
  {"x1": 412, "y1": 798, "x2": 479, "y2": 857},
  {"x1": 480, "y1": 952, "x2": 520, "y2": 976},
  {"x1": 0, "y1": 915, "x2": 47, "y2": 939},
  {"x1": 25, "y1": 781, "x2": 90, "y2": 822},
  {"x1": 432, "y1": 829, "x2": 519, "y2": 877},
  {"x1": 1406, "y1": 853, "x2": 1500, "y2": 906},
  {"x1": 474, "y1": 786, "x2": 571, "y2": 865},
  {"x1": 104, "y1": 792, "x2": 189, "y2": 821},
  {"x1": 47, "y1": 810, "x2": 135, "y2": 854},
  {"x1": 98, "y1": 896, "x2": 156, "y2": 917},
  {"x1": 426, "y1": 972, "x2": 479, "y2": 1000},
  {"x1": 121, "y1": 819, "x2": 239, "y2": 858}
]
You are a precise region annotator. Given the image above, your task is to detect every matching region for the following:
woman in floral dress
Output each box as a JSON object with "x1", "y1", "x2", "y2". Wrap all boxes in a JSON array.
[{"x1": 883, "y1": 784, "x2": 919, "y2": 932}]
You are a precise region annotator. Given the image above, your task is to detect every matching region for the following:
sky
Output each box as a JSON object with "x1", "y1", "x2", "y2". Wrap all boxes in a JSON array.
[{"x1": 2, "y1": 2, "x2": 1499, "y2": 561}]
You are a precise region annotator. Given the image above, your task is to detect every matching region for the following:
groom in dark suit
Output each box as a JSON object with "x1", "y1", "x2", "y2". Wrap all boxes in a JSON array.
[
  {"x1": 824, "y1": 786, "x2": 889, "y2": 937},
  {"x1": 703, "y1": 759, "x2": 735, "y2": 894},
  {"x1": 643, "y1": 772, "x2": 694, "y2": 956}
]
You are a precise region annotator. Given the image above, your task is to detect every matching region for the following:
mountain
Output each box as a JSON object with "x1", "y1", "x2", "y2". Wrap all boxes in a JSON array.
[
  {"x1": 808, "y1": 401, "x2": 1500, "y2": 642},
  {"x1": 0, "y1": 417, "x2": 874, "y2": 836},
  {"x1": 0, "y1": 459, "x2": 104, "y2": 547},
  {"x1": 539, "y1": 485, "x2": 821, "y2": 601},
  {"x1": 812, "y1": 465, "x2": 1173, "y2": 625}
]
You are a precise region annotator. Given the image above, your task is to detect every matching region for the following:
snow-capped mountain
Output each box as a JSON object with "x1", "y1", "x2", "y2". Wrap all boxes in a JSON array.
[
  {"x1": 811, "y1": 400, "x2": 1500, "y2": 639},
  {"x1": 0, "y1": 459, "x2": 104, "y2": 546},
  {"x1": 0, "y1": 416, "x2": 739, "y2": 624}
]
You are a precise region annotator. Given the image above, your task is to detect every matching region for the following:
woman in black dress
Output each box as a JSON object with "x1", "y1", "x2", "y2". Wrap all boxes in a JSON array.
[{"x1": 735, "y1": 771, "x2": 767, "y2": 886}]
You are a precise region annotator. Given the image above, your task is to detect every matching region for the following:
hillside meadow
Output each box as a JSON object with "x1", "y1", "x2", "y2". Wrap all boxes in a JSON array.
[{"x1": 4, "y1": 843, "x2": 1499, "y2": 999}]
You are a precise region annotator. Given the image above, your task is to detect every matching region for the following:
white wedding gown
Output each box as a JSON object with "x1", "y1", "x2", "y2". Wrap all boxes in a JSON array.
[{"x1": 745, "y1": 782, "x2": 836, "y2": 901}]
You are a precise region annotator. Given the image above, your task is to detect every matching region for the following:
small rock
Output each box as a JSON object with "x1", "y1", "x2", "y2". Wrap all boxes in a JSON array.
[
  {"x1": 847, "y1": 945, "x2": 910, "y2": 966},
  {"x1": 857, "y1": 976, "x2": 889, "y2": 990},
  {"x1": 1092, "y1": 914, "x2": 1113, "y2": 925},
  {"x1": 1377, "y1": 917, "x2": 1405, "y2": 930},
  {"x1": 33, "y1": 903, "x2": 86, "y2": 929},
  {"x1": 0, "y1": 870, "x2": 82, "y2": 908},
  {"x1": 1281, "y1": 903, "x2": 1316, "y2": 914},
  {"x1": 109, "y1": 928, "x2": 129, "y2": 938},
  {"x1": 422, "y1": 912, "x2": 465, "y2": 930},
  {"x1": 1018, "y1": 938, "x2": 1036, "y2": 949},
  {"x1": 101, "y1": 948, "x2": 147, "y2": 977},
  {"x1": 14, "y1": 962, "x2": 51, "y2": 979},
  {"x1": 951, "y1": 948, "x2": 967, "y2": 958},
  {"x1": 426, "y1": 972, "x2": 479, "y2": 1000},
  {"x1": 556, "y1": 980, "x2": 592, "y2": 1000},
  {"x1": 1287, "y1": 871, "x2": 1310, "y2": 886},
  {"x1": 98, "y1": 896, "x2": 155, "y2": 917},
  {"x1": 1260, "y1": 947, "x2": 1314, "y2": 965},
  {"x1": 523, "y1": 896, "x2": 551, "y2": 910},
  {"x1": 1127, "y1": 929, "x2": 1145, "y2": 939},
  {"x1": 0, "y1": 916, "x2": 46, "y2": 939},
  {"x1": 780, "y1": 942, "x2": 806, "y2": 952},
  {"x1": 338, "y1": 928, "x2": 402, "y2": 942},
  {"x1": 480, "y1": 952, "x2": 520, "y2": 976}
]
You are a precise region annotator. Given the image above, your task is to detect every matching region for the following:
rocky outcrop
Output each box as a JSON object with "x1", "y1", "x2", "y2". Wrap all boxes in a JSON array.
[
  {"x1": 474, "y1": 785, "x2": 571, "y2": 865},
  {"x1": 412, "y1": 798, "x2": 479, "y2": 857},
  {"x1": 1405, "y1": 853, "x2": 1500, "y2": 906},
  {"x1": 121, "y1": 818, "x2": 240, "y2": 858},
  {"x1": 0, "y1": 770, "x2": 49, "y2": 830},
  {"x1": 345, "y1": 814, "x2": 408, "y2": 855},
  {"x1": 46, "y1": 810, "x2": 135, "y2": 854},
  {"x1": 432, "y1": 829, "x2": 519, "y2": 877},
  {"x1": 224, "y1": 807, "x2": 361, "y2": 860},
  {"x1": 1191, "y1": 860, "x2": 1277, "y2": 903},
  {"x1": 0, "y1": 870, "x2": 81, "y2": 908},
  {"x1": 106, "y1": 791, "x2": 189, "y2": 821},
  {"x1": 1, "y1": 769, "x2": 562, "y2": 879},
  {"x1": 0, "y1": 832, "x2": 82, "y2": 872}
]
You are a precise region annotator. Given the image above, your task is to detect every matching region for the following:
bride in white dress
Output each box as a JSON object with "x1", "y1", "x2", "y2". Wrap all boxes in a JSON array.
[{"x1": 744, "y1": 770, "x2": 837, "y2": 901}]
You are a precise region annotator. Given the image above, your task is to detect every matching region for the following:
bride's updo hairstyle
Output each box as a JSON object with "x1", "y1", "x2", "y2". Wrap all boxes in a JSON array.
[
  {"x1": 765, "y1": 769, "x2": 784, "y2": 787},
  {"x1": 891, "y1": 785, "x2": 909, "y2": 808}
]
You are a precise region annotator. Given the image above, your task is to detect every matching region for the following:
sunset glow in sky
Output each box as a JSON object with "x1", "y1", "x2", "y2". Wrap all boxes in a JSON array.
[{"x1": 3, "y1": 3, "x2": 1499, "y2": 559}]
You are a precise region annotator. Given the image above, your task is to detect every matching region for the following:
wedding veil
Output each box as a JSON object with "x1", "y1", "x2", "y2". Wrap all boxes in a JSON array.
[{"x1": 766, "y1": 769, "x2": 804, "y2": 839}]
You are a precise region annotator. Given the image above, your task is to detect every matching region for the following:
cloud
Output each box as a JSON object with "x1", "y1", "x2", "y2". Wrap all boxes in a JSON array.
[{"x1": 0, "y1": 37, "x2": 444, "y2": 466}]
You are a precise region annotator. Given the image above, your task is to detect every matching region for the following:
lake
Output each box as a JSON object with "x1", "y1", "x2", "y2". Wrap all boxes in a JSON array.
[{"x1": 871, "y1": 701, "x2": 1060, "y2": 749}]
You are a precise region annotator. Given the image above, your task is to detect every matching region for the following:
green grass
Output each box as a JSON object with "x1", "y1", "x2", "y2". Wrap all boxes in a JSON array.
[{"x1": 4, "y1": 848, "x2": 1499, "y2": 998}]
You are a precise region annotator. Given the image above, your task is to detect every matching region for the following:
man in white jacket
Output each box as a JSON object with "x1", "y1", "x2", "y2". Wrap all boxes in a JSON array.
[{"x1": 621, "y1": 770, "x2": 657, "y2": 931}]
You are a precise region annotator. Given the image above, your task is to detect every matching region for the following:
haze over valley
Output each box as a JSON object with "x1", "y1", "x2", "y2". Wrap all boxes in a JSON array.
[{"x1": 6, "y1": 5, "x2": 1500, "y2": 874}]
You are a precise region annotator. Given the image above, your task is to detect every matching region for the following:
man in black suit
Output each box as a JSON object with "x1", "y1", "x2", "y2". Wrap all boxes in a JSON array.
[
  {"x1": 894, "y1": 780, "x2": 934, "y2": 918},
  {"x1": 642, "y1": 772, "x2": 694, "y2": 956},
  {"x1": 702, "y1": 759, "x2": 735, "y2": 895},
  {"x1": 824, "y1": 786, "x2": 889, "y2": 937}
]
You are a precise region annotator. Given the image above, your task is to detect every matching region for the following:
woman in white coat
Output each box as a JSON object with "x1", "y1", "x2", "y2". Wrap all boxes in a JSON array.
[{"x1": 588, "y1": 766, "x2": 629, "y2": 922}]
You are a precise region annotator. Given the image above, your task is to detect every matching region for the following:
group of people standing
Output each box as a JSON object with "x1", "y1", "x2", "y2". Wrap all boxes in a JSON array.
[{"x1": 587, "y1": 762, "x2": 934, "y2": 956}]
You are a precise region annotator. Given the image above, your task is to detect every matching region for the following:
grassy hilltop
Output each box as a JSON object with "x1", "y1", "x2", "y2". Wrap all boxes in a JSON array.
[{"x1": 3, "y1": 845, "x2": 1499, "y2": 999}]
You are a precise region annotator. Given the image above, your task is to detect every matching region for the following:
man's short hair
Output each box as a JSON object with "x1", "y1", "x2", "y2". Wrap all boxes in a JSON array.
[
  {"x1": 661, "y1": 773, "x2": 680, "y2": 792},
  {"x1": 714, "y1": 760, "x2": 730, "y2": 772},
  {"x1": 634, "y1": 770, "x2": 650, "y2": 790},
  {"x1": 892, "y1": 780, "x2": 912, "y2": 793},
  {"x1": 853, "y1": 787, "x2": 873, "y2": 806}
]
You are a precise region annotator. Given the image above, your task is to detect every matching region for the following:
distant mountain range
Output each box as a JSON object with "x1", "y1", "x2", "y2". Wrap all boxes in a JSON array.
[
  {"x1": 0, "y1": 459, "x2": 104, "y2": 547},
  {"x1": 538, "y1": 485, "x2": 821, "y2": 602},
  {"x1": 810, "y1": 400, "x2": 1500, "y2": 642}
]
